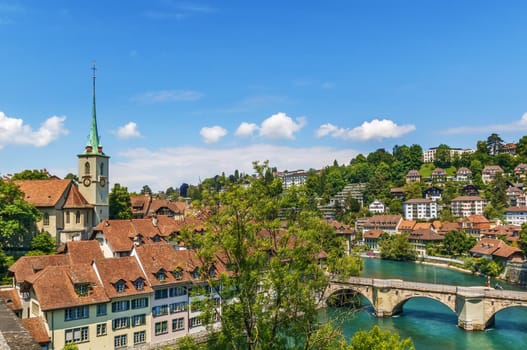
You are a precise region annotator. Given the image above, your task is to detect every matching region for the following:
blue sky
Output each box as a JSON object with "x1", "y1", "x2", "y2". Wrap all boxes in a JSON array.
[{"x1": 1, "y1": 1, "x2": 527, "y2": 192}]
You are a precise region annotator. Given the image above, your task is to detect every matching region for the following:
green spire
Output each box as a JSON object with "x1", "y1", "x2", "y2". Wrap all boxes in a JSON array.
[{"x1": 85, "y1": 63, "x2": 103, "y2": 154}]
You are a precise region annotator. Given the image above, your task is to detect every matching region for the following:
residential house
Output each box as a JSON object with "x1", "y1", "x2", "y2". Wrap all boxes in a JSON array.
[
  {"x1": 514, "y1": 163, "x2": 527, "y2": 180},
  {"x1": 363, "y1": 230, "x2": 384, "y2": 251},
  {"x1": 368, "y1": 200, "x2": 385, "y2": 214},
  {"x1": 470, "y1": 238, "x2": 524, "y2": 263},
  {"x1": 501, "y1": 143, "x2": 517, "y2": 155},
  {"x1": 403, "y1": 198, "x2": 438, "y2": 221},
  {"x1": 274, "y1": 170, "x2": 308, "y2": 189},
  {"x1": 455, "y1": 167, "x2": 472, "y2": 182},
  {"x1": 423, "y1": 147, "x2": 474, "y2": 163},
  {"x1": 327, "y1": 220, "x2": 356, "y2": 254},
  {"x1": 458, "y1": 215, "x2": 491, "y2": 239},
  {"x1": 506, "y1": 186, "x2": 524, "y2": 207},
  {"x1": 461, "y1": 184, "x2": 479, "y2": 197},
  {"x1": 423, "y1": 186, "x2": 442, "y2": 202},
  {"x1": 505, "y1": 206, "x2": 527, "y2": 226},
  {"x1": 390, "y1": 188, "x2": 405, "y2": 200},
  {"x1": 398, "y1": 220, "x2": 416, "y2": 233},
  {"x1": 130, "y1": 194, "x2": 152, "y2": 218},
  {"x1": 407, "y1": 229, "x2": 444, "y2": 257},
  {"x1": 405, "y1": 170, "x2": 422, "y2": 184},
  {"x1": 451, "y1": 196, "x2": 486, "y2": 217},
  {"x1": 361, "y1": 215, "x2": 402, "y2": 234},
  {"x1": 481, "y1": 224, "x2": 521, "y2": 244},
  {"x1": 481, "y1": 165, "x2": 504, "y2": 184},
  {"x1": 430, "y1": 168, "x2": 447, "y2": 183}
]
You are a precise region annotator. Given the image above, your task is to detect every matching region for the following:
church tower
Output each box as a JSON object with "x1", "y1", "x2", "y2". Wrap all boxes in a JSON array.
[{"x1": 78, "y1": 64, "x2": 110, "y2": 225}]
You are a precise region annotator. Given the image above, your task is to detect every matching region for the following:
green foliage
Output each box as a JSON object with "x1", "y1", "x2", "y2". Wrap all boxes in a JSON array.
[
  {"x1": 191, "y1": 161, "x2": 362, "y2": 350},
  {"x1": 442, "y1": 230, "x2": 476, "y2": 257},
  {"x1": 379, "y1": 233, "x2": 416, "y2": 261},
  {"x1": 520, "y1": 223, "x2": 527, "y2": 257},
  {"x1": 433, "y1": 144, "x2": 451, "y2": 168},
  {"x1": 109, "y1": 183, "x2": 133, "y2": 219},
  {"x1": 0, "y1": 179, "x2": 41, "y2": 249},
  {"x1": 347, "y1": 325, "x2": 414, "y2": 350},
  {"x1": 478, "y1": 258, "x2": 504, "y2": 277},
  {"x1": 62, "y1": 343, "x2": 79, "y2": 350},
  {"x1": 11, "y1": 169, "x2": 50, "y2": 180},
  {"x1": 64, "y1": 173, "x2": 79, "y2": 181},
  {"x1": 30, "y1": 232, "x2": 56, "y2": 254}
]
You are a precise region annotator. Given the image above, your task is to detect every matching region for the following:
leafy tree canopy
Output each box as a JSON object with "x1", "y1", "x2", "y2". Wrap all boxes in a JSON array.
[
  {"x1": 11, "y1": 169, "x2": 50, "y2": 180},
  {"x1": 109, "y1": 183, "x2": 133, "y2": 219}
]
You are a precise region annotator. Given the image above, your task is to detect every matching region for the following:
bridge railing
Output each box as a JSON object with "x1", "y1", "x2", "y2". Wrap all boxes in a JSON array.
[{"x1": 331, "y1": 277, "x2": 527, "y2": 300}]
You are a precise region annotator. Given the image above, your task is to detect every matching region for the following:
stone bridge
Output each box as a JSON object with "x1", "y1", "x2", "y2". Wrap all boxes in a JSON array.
[{"x1": 322, "y1": 277, "x2": 527, "y2": 331}]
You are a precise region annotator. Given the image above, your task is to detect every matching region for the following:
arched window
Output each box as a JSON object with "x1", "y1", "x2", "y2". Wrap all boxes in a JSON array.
[
  {"x1": 100, "y1": 162, "x2": 104, "y2": 176},
  {"x1": 43, "y1": 213, "x2": 49, "y2": 226},
  {"x1": 76, "y1": 211, "x2": 81, "y2": 224},
  {"x1": 84, "y1": 162, "x2": 90, "y2": 175}
]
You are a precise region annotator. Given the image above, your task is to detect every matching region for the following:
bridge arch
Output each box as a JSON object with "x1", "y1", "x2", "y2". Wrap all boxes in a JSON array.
[
  {"x1": 324, "y1": 284, "x2": 374, "y2": 307},
  {"x1": 390, "y1": 295, "x2": 457, "y2": 316},
  {"x1": 484, "y1": 304, "x2": 527, "y2": 328}
]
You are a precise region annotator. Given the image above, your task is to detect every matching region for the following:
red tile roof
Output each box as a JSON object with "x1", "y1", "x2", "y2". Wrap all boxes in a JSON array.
[
  {"x1": 30, "y1": 264, "x2": 109, "y2": 311},
  {"x1": 94, "y1": 256, "x2": 152, "y2": 299},
  {"x1": 14, "y1": 179, "x2": 72, "y2": 207},
  {"x1": 408, "y1": 229, "x2": 444, "y2": 241},
  {"x1": 63, "y1": 184, "x2": 92, "y2": 209},
  {"x1": 364, "y1": 230, "x2": 384, "y2": 239},
  {"x1": 21, "y1": 318, "x2": 50, "y2": 344},
  {"x1": 0, "y1": 288, "x2": 22, "y2": 311}
]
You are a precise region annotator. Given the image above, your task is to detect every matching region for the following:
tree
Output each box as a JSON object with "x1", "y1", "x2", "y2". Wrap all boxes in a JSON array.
[
  {"x1": 10, "y1": 169, "x2": 50, "y2": 180},
  {"x1": 29, "y1": 231, "x2": 56, "y2": 255},
  {"x1": 442, "y1": 230, "x2": 476, "y2": 257},
  {"x1": 191, "y1": 161, "x2": 361, "y2": 350},
  {"x1": 379, "y1": 233, "x2": 416, "y2": 261},
  {"x1": 347, "y1": 325, "x2": 414, "y2": 350},
  {"x1": 519, "y1": 223, "x2": 527, "y2": 257},
  {"x1": 64, "y1": 173, "x2": 79, "y2": 181},
  {"x1": 434, "y1": 144, "x2": 451, "y2": 168},
  {"x1": 0, "y1": 179, "x2": 41, "y2": 249},
  {"x1": 140, "y1": 185, "x2": 152, "y2": 195},
  {"x1": 179, "y1": 183, "x2": 189, "y2": 198},
  {"x1": 487, "y1": 133, "x2": 504, "y2": 156},
  {"x1": 109, "y1": 183, "x2": 133, "y2": 219}
]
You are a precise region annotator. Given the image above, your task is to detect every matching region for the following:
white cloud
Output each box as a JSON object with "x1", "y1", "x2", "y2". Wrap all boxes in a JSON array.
[
  {"x1": 316, "y1": 119, "x2": 415, "y2": 141},
  {"x1": 112, "y1": 144, "x2": 360, "y2": 192},
  {"x1": 116, "y1": 122, "x2": 141, "y2": 139},
  {"x1": 0, "y1": 112, "x2": 68, "y2": 149},
  {"x1": 200, "y1": 126, "x2": 227, "y2": 144},
  {"x1": 234, "y1": 122, "x2": 259, "y2": 137},
  {"x1": 135, "y1": 90, "x2": 204, "y2": 103},
  {"x1": 442, "y1": 113, "x2": 527, "y2": 135},
  {"x1": 259, "y1": 112, "x2": 306, "y2": 140}
]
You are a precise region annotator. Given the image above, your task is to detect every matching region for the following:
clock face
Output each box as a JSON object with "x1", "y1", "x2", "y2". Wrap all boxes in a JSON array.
[
  {"x1": 83, "y1": 178, "x2": 91, "y2": 187},
  {"x1": 100, "y1": 178, "x2": 106, "y2": 187}
]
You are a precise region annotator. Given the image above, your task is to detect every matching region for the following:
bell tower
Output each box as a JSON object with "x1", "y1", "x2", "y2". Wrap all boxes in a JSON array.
[{"x1": 78, "y1": 63, "x2": 110, "y2": 224}]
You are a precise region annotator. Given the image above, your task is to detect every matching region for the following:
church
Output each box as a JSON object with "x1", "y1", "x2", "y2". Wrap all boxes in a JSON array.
[{"x1": 14, "y1": 68, "x2": 110, "y2": 244}]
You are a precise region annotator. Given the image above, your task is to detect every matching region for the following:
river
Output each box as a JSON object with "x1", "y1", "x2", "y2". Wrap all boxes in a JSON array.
[{"x1": 319, "y1": 258, "x2": 527, "y2": 349}]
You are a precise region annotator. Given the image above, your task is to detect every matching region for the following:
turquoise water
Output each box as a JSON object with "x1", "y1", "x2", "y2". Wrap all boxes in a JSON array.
[{"x1": 322, "y1": 259, "x2": 527, "y2": 349}]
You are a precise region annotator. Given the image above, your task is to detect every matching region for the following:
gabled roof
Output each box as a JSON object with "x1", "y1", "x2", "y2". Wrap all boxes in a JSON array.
[
  {"x1": 30, "y1": 264, "x2": 109, "y2": 311},
  {"x1": 406, "y1": 170, "x2": 421, "y2": 177},
  {"x1": 93, "y1": 219, "x2": 165, "y2": 253},
  {"x1": 456, "y1": 167, "x2": 472, "y2": 175},
  {"x1": 0, "y1": 288, "x2": 22, "y2": 311},
  {"x1": 9, "y1": 241, "x2": 104, "y2": 282},
  {"x1": 94, "y1": 256, "x2": 152, "y2": 299},
  {"x1": 363, "y1": 230, "x2": 384, "y2": 239},
  {"x1": 365, "y1": 215, "x2": 402, "y2": 227},
  {"x1": 482, "y1": 165, "x2": 504, "y2": 173},
  {"x1": 148, "y1": 199, "x2": 186, "y2": 216},
  {"x1": 470, "y1": 238, "x2": 524, "y2": 259},
  {"x1": 14, "y1": 179, "x2": 72, "y2": 207},
  {"x1": 398, "y1": 220, "x2": 416, "y2": 231},
  {"x1": 326, "y1": 220, "x2": 354, "y2": 235},
  {"x1": 413, "y1": 222, "x2": 432, "y2": 230},
  {"x1": 514, "y1": 163, "x2": 527, "y2": 173},
  {"x1": 408, "y1": 229, "x2": 444, "y2": 241},
  {"x1": 63, "y1": 184, "x2": 92, "y2": 209},
  {"x1": 437, "y1": 221, "x2": 461, "y2": 233},
  {"x1": 431, "y1": 168, "x2": 447, "y2": 176},
  {"x1": 21, "y1": 318, "x2": 50, "y2": 344}
]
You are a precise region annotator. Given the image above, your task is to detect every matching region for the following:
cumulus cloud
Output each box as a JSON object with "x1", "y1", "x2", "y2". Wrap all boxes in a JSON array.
[
  {"x1": 135, "y1": 90, "x2": 204, "y2": 103},
  {"x1": 442, "y1": 112, "x2": 527, "y2": 135},
  {"x1": 235, "y1": 122, "x2": 259, "y2": 137},
  {"x1": 200, "y1": 126, "x2": 227, "y2": 144},
  {"x1": 259, "y1": 112, "x2": 306, "y2": 140},
  {"x1": 316, "y1": 118, "x2": 415, "y2": 141},
  {"x1": 116, "y1": 122, "x2": 141, "y2": 139},
  {"x1": 112, "y1": 144, "x2": 360, "y2": 192},
  {"x1": 0, "y1": 112, "x2": 68, "y2": 149}
]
